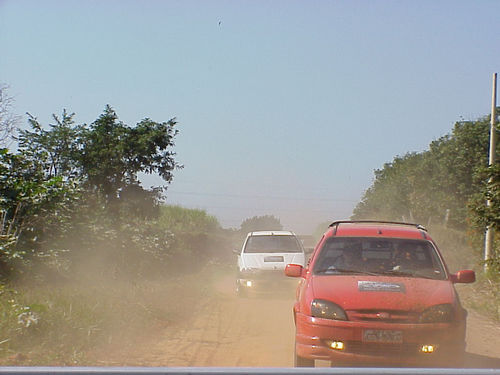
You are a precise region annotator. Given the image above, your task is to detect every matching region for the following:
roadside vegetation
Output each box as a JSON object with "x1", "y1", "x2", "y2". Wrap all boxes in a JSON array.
[
  {"x1": 0, "y1": 83, "x2": 499, "y2": 364},
  {"x1": 0, "y1": 86, "x2": 240, "y2": 364},
  {"x1": 0, "y1": 199, "x2": 236, "y2": 365},
  {"x1": 351, "y1": 109, "x2": 500, "y2": 321}
]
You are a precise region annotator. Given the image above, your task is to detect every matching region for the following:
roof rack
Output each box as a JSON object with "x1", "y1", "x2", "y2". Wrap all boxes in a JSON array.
[{"x1": 328, "y1": 220, "x2": 427, "y2": 232}]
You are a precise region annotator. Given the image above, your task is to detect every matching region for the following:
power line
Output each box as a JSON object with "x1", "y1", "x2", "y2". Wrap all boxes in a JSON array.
[
  {"x1": 163, "y1": 203, "x2": 344, "y2": 214},
  {"x1": 166, "y1": 190, "x2": 358, "y2": 203}
]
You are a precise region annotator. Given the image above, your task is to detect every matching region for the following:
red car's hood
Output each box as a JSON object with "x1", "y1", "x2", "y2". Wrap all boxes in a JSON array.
[{"x1": 311, "y1": 274, "x2": 455, "y2": 312}]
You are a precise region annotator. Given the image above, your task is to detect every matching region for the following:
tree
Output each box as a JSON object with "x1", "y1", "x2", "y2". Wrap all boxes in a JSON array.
[
  {"x1": 240, "y1": 215, "x2": 283, "y2": 233},
  {"x1": 424, "y1": 119, "x2": 491, "y2": 227},
  {"x1": 352, "y1": 153, "x2": 423, "y2": 221},
  {"x1": 352, "y1": 112, "x2": 499, "y2": 229},
  {"x1": 0, "y1": 84, "x2": 20, "y2": 147},
  {"x1": 18, "y1": 105, "x2": 181, "y2": 219},
  {"x1": 78, "y1": 105, "x2": 181, "y2": 213},
  {"x1": 3, "y1": 105, "x2": 182, "y2": 277},
  {"x1": 18, "y1": 110, "x2": 81, "y2": 179},
  {"x1": 469, "y1": 164, "x2": 500, "y2": 229},
  {"x1": 0, "y1": 148, "x2": 81, "y2": 276}
]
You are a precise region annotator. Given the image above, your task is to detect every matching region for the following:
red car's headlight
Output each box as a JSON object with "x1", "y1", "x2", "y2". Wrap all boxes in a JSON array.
[
  {"x1": 311, "y1": 299, "x2": 347, "y2": 321},
  {"x1": 419, "y1": 304, "x2": 454, "y2": 323}
]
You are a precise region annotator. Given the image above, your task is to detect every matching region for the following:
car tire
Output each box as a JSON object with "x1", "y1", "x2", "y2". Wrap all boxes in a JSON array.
[{"x1": 294, "y1": 346, "x2": 314, "y2": 367}]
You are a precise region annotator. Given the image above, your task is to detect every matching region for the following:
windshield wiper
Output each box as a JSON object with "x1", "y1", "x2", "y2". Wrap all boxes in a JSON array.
[
  {"x1": 378, "y1": 269, "x2": 414, "y2": 276},
  {"x1": 315, "y1": 267, "x2": 378, "y2": 276},
  {"x1": 376, "y1": 270, "x2": 436, "y2": 279}
]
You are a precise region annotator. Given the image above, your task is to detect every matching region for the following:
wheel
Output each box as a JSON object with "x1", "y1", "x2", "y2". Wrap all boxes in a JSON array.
[{"x1": 294, "y1": 346, "x2": 314, "y2": 367}]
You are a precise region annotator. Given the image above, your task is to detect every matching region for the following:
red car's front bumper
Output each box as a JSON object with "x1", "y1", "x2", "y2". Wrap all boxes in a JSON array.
[{"x1": 295, "y1": 311, "x2": 466, "y2": 366}]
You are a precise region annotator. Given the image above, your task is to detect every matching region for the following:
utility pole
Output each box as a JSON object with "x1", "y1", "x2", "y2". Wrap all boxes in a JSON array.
[{"x1": 484, "y1": 72, "x2": 497, "y2": 272}]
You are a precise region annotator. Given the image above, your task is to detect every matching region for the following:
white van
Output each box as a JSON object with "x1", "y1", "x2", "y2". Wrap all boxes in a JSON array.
[{"x1": 235, "y1": 231, "x2": 306, "y2": 296}]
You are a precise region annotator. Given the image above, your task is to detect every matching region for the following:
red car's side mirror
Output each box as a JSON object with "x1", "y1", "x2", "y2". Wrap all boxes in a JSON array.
[
  {"x1": 451, "y1": 270, "x2": 476, "y2": 284},
  {"x1": 285, "y1": 264, "x2": 303, "y2": 277}
]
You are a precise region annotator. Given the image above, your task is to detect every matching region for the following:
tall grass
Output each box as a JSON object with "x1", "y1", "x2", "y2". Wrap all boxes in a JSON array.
[
  {"x1": 158, "y1": 205, "x2": 220, "y2": 233},
  {"x1": 0, "y1": 270, "x2": 211, "y2": 365},
  {"x1": 430, "y1": 225, "x2": 499, "y2": 321},
  {"x1": 158, "y1": 205, "x2": 237, "y2": 264}
]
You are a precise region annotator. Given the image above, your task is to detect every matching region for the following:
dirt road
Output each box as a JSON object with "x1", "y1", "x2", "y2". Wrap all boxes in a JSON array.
[{"x1": 101, "y1": 272, "x2": 500, "y2": 368}]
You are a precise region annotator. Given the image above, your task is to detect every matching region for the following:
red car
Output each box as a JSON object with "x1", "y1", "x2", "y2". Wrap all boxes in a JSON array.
[{"x1": 285, "y1": 221, "x2": 475, "y2": 367}]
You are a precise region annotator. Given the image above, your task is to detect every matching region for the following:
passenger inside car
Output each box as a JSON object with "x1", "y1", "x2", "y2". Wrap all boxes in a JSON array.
[
  {"x1": 315, "y1": 247, "x2": 365, "y2": 272},
  {"x1": 334, "y1": 248, "x2": 364, "y2": 270}
]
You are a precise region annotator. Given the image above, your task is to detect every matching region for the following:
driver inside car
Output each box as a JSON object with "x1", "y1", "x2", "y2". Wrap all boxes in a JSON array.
[{"x1": 391, "y1": 243, "x2": 417, "y2": 271}]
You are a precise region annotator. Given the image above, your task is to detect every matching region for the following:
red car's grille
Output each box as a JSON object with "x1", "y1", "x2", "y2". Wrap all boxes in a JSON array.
[
  {"x1": 347, "y1": 310, "x2": 419, "y2": 323},
  {"x1": 345, "y1": 341, "x2": 419, "y2": 357}
]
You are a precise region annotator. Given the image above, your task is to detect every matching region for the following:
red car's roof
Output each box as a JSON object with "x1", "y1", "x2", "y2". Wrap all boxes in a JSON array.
[{"x1": 326, "y1": 221, "x2": 430, "y2": 240}]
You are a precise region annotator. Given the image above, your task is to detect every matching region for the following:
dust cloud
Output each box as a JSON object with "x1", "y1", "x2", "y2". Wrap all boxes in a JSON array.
[
  {"x1": 82, "y1": 266, "x2": 500, "y2": 368},
  {"x1": 6, "y1": 229, "x2": 500, "y2": 368},
  {"x1": 89, "y1": 271, "x2": 299, "y2": 367}
]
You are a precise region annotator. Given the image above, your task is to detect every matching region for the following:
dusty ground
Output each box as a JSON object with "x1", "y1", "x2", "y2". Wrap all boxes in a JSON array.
[{"x1": 94, "y1": 272, "x2": 500, "y2": 368}]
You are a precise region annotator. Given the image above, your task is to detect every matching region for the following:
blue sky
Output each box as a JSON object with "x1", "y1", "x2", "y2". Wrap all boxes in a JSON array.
[{"x1": 0, "y1": 0, "x2": 499, "y2": 233}]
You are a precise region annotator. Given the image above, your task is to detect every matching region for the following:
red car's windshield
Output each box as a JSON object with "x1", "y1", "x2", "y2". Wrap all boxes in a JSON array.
[{"x1": 313, "y1": 237, "x2": 446, "y2": 280}]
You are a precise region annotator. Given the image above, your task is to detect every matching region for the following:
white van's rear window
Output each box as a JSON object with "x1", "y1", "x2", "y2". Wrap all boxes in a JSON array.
[{"x1": 244, "y1": 235, "x2": 303, "y2": 253}]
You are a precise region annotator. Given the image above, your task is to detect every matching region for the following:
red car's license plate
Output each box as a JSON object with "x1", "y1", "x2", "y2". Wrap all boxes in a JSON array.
[{"x1": 363, "y1": 329, "x2": 403, "y2": 343}]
